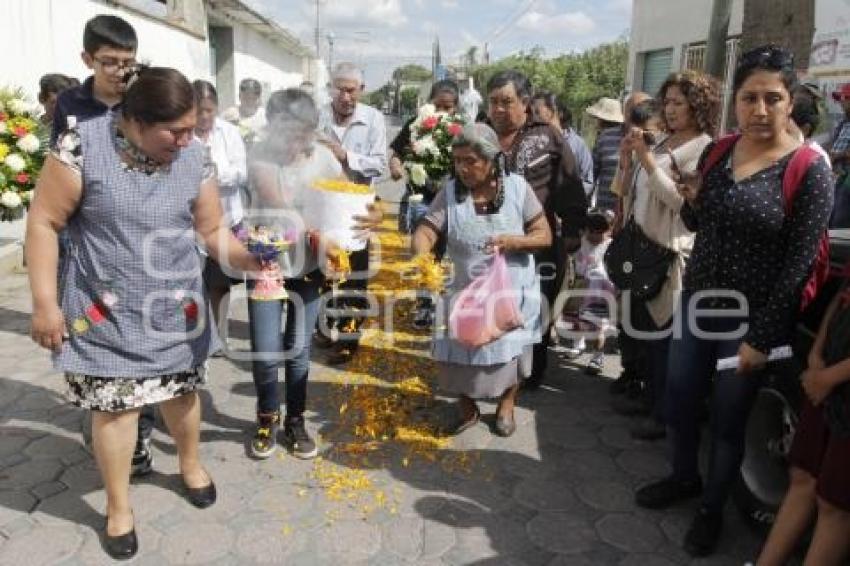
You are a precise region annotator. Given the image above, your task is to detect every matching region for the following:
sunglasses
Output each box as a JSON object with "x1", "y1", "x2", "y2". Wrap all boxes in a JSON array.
[{"x1": 739, "y1": 47, "x2": 794, "y2": 70}]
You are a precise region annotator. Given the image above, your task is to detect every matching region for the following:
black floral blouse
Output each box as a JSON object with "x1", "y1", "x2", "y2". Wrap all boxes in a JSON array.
[{"x1": 681, "y1": 141, "x2": 833, "y2": 352}]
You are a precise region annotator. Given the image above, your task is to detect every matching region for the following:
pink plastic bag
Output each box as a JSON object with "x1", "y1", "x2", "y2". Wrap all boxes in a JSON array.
[{"x1": 449, "y1": 253, "x2": 524, "y2": 348}]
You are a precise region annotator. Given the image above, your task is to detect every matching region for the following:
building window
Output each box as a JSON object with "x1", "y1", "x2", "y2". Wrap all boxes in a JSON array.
[
  {"x1": 720, "y1": 38, "x2": 740, "y2": 133},
  {"x1": 683, "y1": 44, "x2": 706, "y2": 71},
  {"x1": 641, "y1": 48, "x2": 674, "y2": 97}
]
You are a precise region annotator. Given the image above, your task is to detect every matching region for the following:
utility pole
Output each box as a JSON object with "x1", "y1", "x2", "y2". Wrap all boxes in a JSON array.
[
  {"x1": 705, "y1": 0, "x2": 732, "y2": 79},
  {"x1": 327, "y1": 31, "x2": 335, "y2": 72},
  {"x1": 314, "y1": 0, "x2": 321, "y2": 60}
]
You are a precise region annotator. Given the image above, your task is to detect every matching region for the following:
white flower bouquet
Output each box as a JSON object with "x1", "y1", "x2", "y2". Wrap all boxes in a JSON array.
[
  {"x1": 402, "y1": 103, "x2": 465, "y2": 193},
  {"x1": 0, "y1": 87, "x2": 43, "y2": 222}
]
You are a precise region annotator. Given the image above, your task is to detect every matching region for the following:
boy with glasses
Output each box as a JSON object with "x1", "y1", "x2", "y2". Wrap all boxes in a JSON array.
[{"x1": 50, "y1": 14, "x2": 137, "y2": 145}]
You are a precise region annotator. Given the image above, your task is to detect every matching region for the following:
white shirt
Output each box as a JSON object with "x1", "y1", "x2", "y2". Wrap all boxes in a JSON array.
[
  {"x1": 460, "y1": 88, "x2": 483, "y2": 123},
  {"x1": 575, "y1": 236, "x2": 611, "y2": 280},
  {"x1": 221, "y1": 106, "x2": 266, "y2": 144},
  {"x1": 319, "y1": 103, "x2": 387, "y2": 186},
  {"x1": 196, "y1": 117, "x2": 247, "y2": 226}
]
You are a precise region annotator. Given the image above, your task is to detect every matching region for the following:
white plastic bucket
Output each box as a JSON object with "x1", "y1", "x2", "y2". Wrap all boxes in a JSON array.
[{"x1": 301, "y1": 185, "x2": 376, "y2": 251}]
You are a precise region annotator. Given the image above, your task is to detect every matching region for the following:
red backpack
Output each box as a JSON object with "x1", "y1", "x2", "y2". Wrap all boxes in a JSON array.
[{"x1": 700, "y1": 134, "x2": 828, "y2": 312}]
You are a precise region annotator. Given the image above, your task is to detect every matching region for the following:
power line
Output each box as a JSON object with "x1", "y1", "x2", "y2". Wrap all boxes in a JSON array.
[{"x1": 483, "y1": 0, "x2": 537, "y2": 46}]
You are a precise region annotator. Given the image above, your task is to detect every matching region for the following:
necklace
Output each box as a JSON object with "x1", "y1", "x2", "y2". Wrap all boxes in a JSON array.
[
  {"x1": 470, "y1": 176, "x2": 505, "y2": 213},
  {"x1": 113, "y1": 120, "x2": 170, "y2": 176}
]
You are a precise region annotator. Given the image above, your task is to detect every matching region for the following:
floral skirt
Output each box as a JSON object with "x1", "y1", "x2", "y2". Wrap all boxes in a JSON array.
[{"x1": 65, "y1": 366, "x2": 207, "y2": 412}]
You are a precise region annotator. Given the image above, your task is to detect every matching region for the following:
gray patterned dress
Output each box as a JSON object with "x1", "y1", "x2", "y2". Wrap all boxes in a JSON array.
[{"x1": 54, "y1": 115, "x2": 217, "y2": 411}]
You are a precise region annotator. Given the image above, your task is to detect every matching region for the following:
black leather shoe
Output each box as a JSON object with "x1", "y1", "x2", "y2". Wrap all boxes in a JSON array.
[
  {"x1": 521, "y1": 374, "x2": 544, "y2": 390},
  {"x1": 442, "y1": 404, "x2": 480, "y2": 436},
  {"x1": 103, "y1": 518, "x2": 138, "y2": 560},
  {"x1": 184, "y1": 478, "x2": 217, "y2": 509},
  {"x1": 684, "y1": 507, "x2": 723, "y2": 557},
  {"x1": 493, "y1": 413, "x2": 517, "y2": 437},
  {"x1": 635, "y1": 476, "x2": 702, "y2": 509}
]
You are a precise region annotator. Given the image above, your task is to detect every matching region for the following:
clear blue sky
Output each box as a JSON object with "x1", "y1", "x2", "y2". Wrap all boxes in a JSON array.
[{"x1": 245, "y1": 0, "x2": 632, "y2": 89}]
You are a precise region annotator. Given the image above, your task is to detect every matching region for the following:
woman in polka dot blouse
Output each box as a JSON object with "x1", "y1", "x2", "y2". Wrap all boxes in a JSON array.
[{"x1": 634, "y1": 45, "x2": 834, "y2": 557}]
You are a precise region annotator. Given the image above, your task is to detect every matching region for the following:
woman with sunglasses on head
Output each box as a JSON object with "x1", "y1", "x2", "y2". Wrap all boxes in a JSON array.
[
  {"x1": 612, "y1": 71, "x2": 718, "y2": 441},
  {"x1": 634, "y1": 46, "x2": 833, "y2": 558}
]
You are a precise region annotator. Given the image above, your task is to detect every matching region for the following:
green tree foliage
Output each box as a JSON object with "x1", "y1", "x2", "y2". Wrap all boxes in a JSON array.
[
  {"x1": 363, "y1": 83, "x2": 394, "y2": 108},
  {"x1": 399, "y1": 86, "x2": 420, "y2": 115},
  {"x1": 391, "y1": 64, "x2": 432, "y2": 82},
  {"x1": 471, "y1": 38, "x2": 629, "y2": 129}
]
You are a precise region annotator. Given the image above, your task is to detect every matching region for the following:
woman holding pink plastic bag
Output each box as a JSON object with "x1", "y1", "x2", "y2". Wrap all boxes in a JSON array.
[{"x1": 412, "y1": 123, "x2": 552, "y2": 437}]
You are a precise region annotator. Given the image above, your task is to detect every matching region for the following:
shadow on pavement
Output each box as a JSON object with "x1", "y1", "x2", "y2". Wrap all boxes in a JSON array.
[{"x1": 0, "y1": 306, "x2": 31, "y2": 337}]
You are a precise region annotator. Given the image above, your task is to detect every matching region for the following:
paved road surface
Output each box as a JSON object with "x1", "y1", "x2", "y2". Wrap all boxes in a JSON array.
[{"x1": 0, "y1": 142, "x2": 768, "y2": 564}]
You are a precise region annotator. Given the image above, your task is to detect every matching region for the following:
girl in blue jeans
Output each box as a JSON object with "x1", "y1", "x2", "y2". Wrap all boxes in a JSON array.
[
  {"x1": 244, "y1": 89, "x2": 378, "y2": 459},
  {"x1": 635, "y1": 45, "x2": 833, "y2": 558}
]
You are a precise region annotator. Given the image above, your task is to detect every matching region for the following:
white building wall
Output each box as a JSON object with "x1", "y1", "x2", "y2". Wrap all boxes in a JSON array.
[
  {"x1": 231, "y1": 24, "x2": 305, "y2": 103},
  {"x1": 626, "y1": 0, "x2": 744, "y2": 92},
  {"x1": 1, "y1": 0, "x2": 211, "y2": 101}
]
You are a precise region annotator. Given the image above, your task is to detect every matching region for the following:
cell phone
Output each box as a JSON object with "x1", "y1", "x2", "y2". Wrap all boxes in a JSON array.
[{"x1": 642, "y1": 131, "x2": 656, "y2": 146}]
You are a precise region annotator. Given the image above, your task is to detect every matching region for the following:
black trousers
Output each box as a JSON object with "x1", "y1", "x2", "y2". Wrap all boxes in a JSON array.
[
  {"x1": 530, "y1": 240, "x2": 567, "y2": 382},
  {"x1": 326, "y1": 243, "x2": 371, "y2": 348}
]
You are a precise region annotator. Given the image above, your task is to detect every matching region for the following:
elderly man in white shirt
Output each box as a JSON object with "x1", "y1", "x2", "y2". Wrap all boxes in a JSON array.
[
  {"x1": 193, "y1": 80, "x2": 248, "y2": 345},
  {"x1": 318, "y1": 63, "x2": 387, "y2": 185},
  {"x1": 317, "y1": 62, "x2": 387, "y2": 364}
]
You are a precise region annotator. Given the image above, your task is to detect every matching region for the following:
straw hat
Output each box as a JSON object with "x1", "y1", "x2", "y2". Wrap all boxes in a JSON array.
[{"x1": 585, "y1": 97, "x2": 624, "y2": 123}]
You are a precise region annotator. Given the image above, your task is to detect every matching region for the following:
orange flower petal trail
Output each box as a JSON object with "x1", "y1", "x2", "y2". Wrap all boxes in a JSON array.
[{"x1": 279, "y1": 216, "x2": 484, "y2": 530}]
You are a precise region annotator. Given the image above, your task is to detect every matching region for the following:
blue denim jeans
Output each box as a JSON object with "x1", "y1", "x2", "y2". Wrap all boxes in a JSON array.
[
  {"x1": 405, "y1": 197, "x2": 430, "y2": 233},
  {"x1": 830, "y1": 173, "x2": 850, "y2": 229},
  {"x1": 248, "y1": 276, "x2": 321, "y2": 416},
  {"x1": 397, "y1": 191, "x2": 410, "y2": 233},
  {"x1": 398, "y1": 188, "x2": 431, "y2": 234},
  {"x1": 665, "y1": 292, "x2": 762, "y2": 513}
]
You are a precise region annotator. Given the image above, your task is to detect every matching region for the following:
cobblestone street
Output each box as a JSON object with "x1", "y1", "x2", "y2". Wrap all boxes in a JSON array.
[{"x1": 0, "y1": 216, "x2": 766, "y2": 565}]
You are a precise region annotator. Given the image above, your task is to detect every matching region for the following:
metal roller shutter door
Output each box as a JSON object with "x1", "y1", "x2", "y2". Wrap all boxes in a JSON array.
[{"x1": 642, "y1": 48, "x2": 674, "y2": 97}]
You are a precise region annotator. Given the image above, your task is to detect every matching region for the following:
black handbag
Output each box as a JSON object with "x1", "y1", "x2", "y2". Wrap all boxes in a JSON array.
[{"x1": 604, "y1": 218, "x2": 675, "y2": 301}]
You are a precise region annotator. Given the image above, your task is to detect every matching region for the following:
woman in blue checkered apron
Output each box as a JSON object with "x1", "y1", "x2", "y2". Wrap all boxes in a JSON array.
[
  {"x1": 412, "y1": 123, "x2": 552, "y2": 438},
  {"x1": 25, "y1": 68, "x2": 264, "y2": 559}
]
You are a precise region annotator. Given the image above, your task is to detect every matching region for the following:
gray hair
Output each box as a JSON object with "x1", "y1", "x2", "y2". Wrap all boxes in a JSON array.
[
  {"x1": 451, "y1": 122, "x2": 501, "y2": 161},
  {"x1": 331, "y1": 62, "x2": 364, "y2": 86}
]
